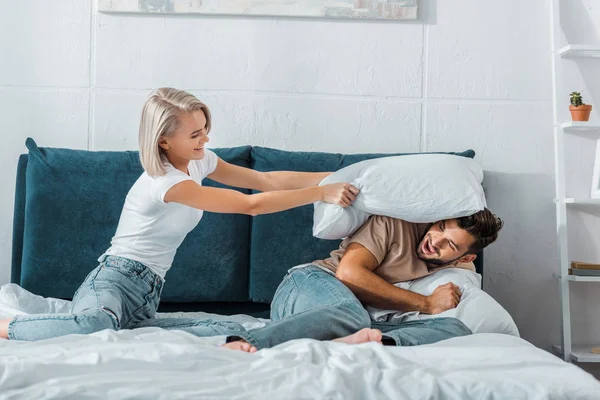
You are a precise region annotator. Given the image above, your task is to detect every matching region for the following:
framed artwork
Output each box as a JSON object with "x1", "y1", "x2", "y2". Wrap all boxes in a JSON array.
[{"x1": 98, "y1": 0, "x2": 418, "y2": 21}]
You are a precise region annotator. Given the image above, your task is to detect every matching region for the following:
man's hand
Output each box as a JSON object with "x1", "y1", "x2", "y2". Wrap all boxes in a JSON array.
[{"x1": 423, "y1": 283, "x2": 462, "y2": 314}]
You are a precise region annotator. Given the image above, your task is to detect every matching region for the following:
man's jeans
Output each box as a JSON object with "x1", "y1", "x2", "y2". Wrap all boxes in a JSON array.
[
  {"x1": 135, "y1": 265, "x2": 470, "y2": 349},
  {"x1": 269, "y1": 265, "x2": 472, "y2": 346}
]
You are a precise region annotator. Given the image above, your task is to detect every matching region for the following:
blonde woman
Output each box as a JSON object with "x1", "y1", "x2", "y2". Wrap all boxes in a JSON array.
[{"x1": 0, "y1": 88, "x2": 359, "y2": 351}]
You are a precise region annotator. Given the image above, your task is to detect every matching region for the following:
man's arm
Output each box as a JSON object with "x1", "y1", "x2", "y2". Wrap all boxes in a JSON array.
[{"x1": 336, "y1": 243, "x2": 462, "y2": 314}]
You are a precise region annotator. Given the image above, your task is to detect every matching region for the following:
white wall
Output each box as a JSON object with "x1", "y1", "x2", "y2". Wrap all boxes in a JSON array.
[{"x1": 1, "y1": 0, "x2": 599, "y2": 377}]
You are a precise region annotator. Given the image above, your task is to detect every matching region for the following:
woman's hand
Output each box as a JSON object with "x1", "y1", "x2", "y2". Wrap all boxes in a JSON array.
[{"x1": 320, "y1": 183, "x2": 360, "y2": 208}]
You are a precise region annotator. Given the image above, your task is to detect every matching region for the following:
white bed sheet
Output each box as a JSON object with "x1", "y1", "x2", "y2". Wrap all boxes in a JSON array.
[{"x1": 1, "y1": 284, "x2": 598, "y2": 400}]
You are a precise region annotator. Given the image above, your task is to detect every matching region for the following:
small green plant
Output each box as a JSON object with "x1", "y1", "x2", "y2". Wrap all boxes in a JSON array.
[{"x1": 570, "y1": 91, "x2": 584, "y2": 107}]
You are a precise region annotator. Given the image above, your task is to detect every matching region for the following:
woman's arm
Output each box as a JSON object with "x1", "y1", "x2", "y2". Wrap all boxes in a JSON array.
[
  {"x1": 207, "y1": 158, "x2": 332, "y2": 192},
  {"x1": 164, "y1": 180, "x2": 358, "y2": 216},
  {"x1": 267, "y1": 171, "x2": 332, "y2": 190}
]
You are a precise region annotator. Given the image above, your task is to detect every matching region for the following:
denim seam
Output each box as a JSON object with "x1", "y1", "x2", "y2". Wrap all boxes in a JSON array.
[
  {"x1": 274, "y1": 273, "x2": 304, "y2": 318},
  {"x1": 279, "y1": 285, "x2": 297, "y2": 319},
  {"x1": 90, "y1": 269, "x2": 123, "y2": 328},
  {"x1": 91, "y1": 272, "x2": 101, "y2": 315},
  {"x1": 7, "y1": 312, "x2": 103, "y2": 339},
  {"x1": 302, "y1": 270, "x2": 344, "y2": 303},
  {"x1": 124, "y1": 279, "x2": 159, "y2": 327},
  {"x1": 271, "y1": 273, "x2": 295, "y2": 308},
  {"x1": 103, "y1": 264, "x2": 155, "y2": 289},
  {"x1": 105, "y1": 260, "x2": 157, "y2": 286},
  {"x1": 8, "y1": 309, "x2": 116, "y2": 324},
  {"x1": 73, "y1": 267, "x2": 99, "y2": 300},
  {"x1": 7, "y1": 318, "x2": 16, "y2": 340},
  {"x1": 423, "y1": 317, "x2": 452, "y2": 327},
  {"x1": 423, "y1": 317, "x2": 472, "y2": 334},
  {"x1": 103, "y1": 256, "x2": 151, "y2": 278},
  {"x1": 103, "y1": 264, "x2": 139, "y2": 279},
  {"x1": 11, "y1": 315, "x2": 93, "y2": 322}
]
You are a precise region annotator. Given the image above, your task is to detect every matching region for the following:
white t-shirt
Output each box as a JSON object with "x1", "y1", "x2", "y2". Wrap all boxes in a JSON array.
[{"x1": 101, "y1": 150, "x2": 219, "y2": 279}]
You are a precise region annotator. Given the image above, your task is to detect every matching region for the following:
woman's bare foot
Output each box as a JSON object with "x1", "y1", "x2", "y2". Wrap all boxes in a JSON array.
[
  {"x1": 333, "y1": 328, "x2": 383, "y2": 345},
  {"x1": 0, "y1": 319, "x2": 11, "y2": 340},
  {"x1": 221, "y1": 340, "x2": 257, "y2": 353}
]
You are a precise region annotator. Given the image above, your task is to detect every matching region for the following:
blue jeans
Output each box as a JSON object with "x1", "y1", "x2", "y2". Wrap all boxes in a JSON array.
[
  {"x1": 8, "y1": 255, "x2": 165, "y2": 340},
  {"x1": 8, "y1": 255, "x2": 256, "y2": 342},
  {"x1": 10, "y1": 259, "x2": 469, "y2": 348},
  {"x1": 95, "y1": 263, "x2": 469, "y2": 349},
  {"x1": 269, "y1": 265, "x2": 472, "y2": 346}
]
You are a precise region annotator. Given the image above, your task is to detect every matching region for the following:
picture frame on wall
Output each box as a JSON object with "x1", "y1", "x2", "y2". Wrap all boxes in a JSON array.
[
  {"x1": 98, "y1": 0, "x2": 418, "y2": 21},
  {"x1": 591, "y1": 140, "x2": 600, "y2": 199}
]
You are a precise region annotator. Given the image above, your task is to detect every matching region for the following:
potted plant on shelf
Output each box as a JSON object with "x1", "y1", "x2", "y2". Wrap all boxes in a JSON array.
[{"x1": 569, "y1": 91, "x2": 592, "y2": 121}]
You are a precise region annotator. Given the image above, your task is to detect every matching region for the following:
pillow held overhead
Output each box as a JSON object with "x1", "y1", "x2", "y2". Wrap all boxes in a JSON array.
[{"x1": 313, "y1": 153, "x2": 486, "y2": 239}]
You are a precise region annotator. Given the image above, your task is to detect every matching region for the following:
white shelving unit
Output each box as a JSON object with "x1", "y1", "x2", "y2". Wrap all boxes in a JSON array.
[
  {"x1": 552, "y1": 345, "x2": 600, "y2": 362},
  {"x1": 560, "y1": 122, "x2": 600, "y2": 138},
  {"x1": 550, "y1": 1, "x2": 600, "y2": 364},
  {"x1": 553, "y1": 273, "x2": 600, "y2": 283},
  {"x1": 558, "y1": 45, "x2": 600, "y2": 59},
  {"x1": 563, "y1": 197, "x2": 600, "y2": 204}
]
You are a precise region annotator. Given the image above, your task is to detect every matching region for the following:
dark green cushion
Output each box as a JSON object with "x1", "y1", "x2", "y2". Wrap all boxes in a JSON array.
[
  {"x1": 20, "y1": 138, "x2": 252, "y2": 302},
  {"x1": 15, "y1": 138, "x2": 482, "y2": 310},
  {"x1": 248, "y1": 147, "x2": 477, "y2": 303}
]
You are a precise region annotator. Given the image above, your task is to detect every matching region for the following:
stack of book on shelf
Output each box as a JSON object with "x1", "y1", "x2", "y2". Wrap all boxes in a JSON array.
[{"x1": 569, "y1": 261, "x2": 600, "y2": 276}]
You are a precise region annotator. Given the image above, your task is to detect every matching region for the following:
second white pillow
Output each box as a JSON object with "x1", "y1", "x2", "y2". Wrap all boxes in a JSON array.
[{"x1": 367, "y1": 268, "x2": 520, "y2": 337}]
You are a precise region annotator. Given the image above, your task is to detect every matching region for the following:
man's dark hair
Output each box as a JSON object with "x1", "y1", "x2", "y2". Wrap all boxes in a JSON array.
[{"x1": 456, "y1": 208, "x2": 503, "y2": 254}]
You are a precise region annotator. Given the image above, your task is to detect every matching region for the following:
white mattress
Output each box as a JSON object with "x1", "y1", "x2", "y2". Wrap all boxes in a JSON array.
[{"x1": 1, "y1": 284, "x2": 598, "y2": 400}]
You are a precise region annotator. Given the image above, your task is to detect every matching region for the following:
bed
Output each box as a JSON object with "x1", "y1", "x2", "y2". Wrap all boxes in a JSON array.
[
  {"x1": 3, "y1": 140, "x2": 598, "y2": 399},
  {"x1": 1, "y1": 284, "x2": 598, "y2": 399}
]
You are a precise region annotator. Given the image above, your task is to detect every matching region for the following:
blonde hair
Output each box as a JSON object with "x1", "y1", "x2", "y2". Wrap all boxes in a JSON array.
[{"x1": 139, "y1": 88, "x2": 212, "y2": 177}]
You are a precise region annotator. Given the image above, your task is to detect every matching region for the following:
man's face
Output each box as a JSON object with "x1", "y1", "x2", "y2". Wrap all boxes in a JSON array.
[{"x1": 416, "y1": 219, "x2": 477, "y2": 265}]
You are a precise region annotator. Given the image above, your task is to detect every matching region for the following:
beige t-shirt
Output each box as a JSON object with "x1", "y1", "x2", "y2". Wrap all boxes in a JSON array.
[{"x1": 313, "y1": 215, "x2": 475, "y2": 283}]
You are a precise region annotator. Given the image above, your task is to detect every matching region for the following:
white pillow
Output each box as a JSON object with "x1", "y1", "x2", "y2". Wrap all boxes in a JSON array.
[
  {"x1": 313, "y1": 154, "x2": 486, "y2": 239},
  {"x1": 408, "y1": 265, "x2": 482, "y2": 293},
  {"x1": 312, "y1": 202, "x2": 370, "y2": 241},
  {"x1": 367, "y1": 269, "x2": 520, "y2": 337}
]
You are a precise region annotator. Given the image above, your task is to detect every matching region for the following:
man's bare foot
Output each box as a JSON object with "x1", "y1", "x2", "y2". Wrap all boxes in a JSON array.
[
  {"x1": 221, "y1": 340, "x2": 257, "y2": 353},
  {"x1": 333, "y1": 328, "x2": 383, "y2": 345}
]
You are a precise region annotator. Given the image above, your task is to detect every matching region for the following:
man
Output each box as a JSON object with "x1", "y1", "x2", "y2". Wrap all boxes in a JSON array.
[{"x1": 262, "y1": 208, "x2": 504, "y2": 347}]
